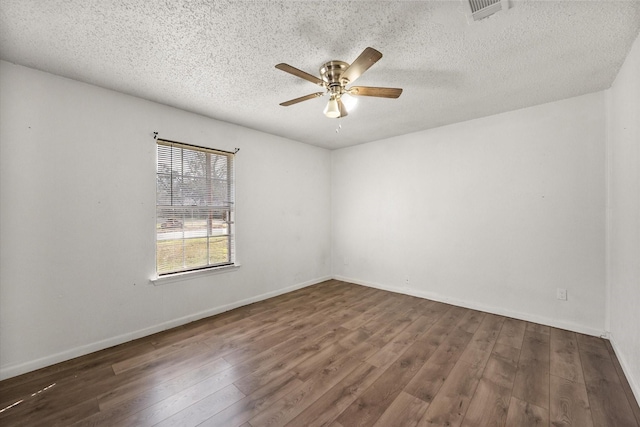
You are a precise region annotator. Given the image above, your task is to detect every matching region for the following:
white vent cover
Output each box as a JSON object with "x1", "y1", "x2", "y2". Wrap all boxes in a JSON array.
[{"x1": 465, "y1": 0, "x2": 509, "y2": 21}]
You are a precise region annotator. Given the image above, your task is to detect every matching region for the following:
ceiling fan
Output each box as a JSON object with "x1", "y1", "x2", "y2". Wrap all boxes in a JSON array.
[{"x1": 276, "y1": 47, "x2": 403, "y2": 119}]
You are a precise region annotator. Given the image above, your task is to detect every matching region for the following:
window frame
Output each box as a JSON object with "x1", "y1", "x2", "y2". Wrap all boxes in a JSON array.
[{"x1": 154, "y1": 138, "x2": 236, "y2": 278}]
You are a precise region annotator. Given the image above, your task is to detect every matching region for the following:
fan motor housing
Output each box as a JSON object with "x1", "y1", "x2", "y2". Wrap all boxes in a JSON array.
[{"x1": 320, "y1": 61, "x2": 349, "y2": 86}]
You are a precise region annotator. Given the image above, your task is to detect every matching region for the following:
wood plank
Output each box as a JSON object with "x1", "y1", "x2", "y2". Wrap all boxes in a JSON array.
[
  {"x1": 372, "y1": 391, "x2": 430, "y2": 427},
  {"x1": 458, "y1": 314, "x2": 504, "y2": 368},
  {"x1": 460, "y1": 378, "x2": 510, "y2": 427},
  {"x1": 83, "y1": 363, "x2": 246, "y2": 426},
  {"x1": 526, "y1": 322, "x2": 550, "y2": 336},
  {"x1": 495, "y1": 317, "x2": 526, "y2": 349},
  {"x1": 505, "y1": 396, "x2": 549, "y2": 427},
  {"x1": 404, "y1": 325, "x2": 474, "y2": 403},
  {"x1": 484, "y1": 353, "x2": 518, "y2": 389},
  {"x1": 580, "y1": 343, "x2": 638, "y2": 427},
  {"x1": 461, "y1": 333, "x2": 520, "y2": 427},
  {"x1": 512, "y1": 330, "x2": 550, "y2": 410},
  {"x1": 284, "y1": 363, "x2": 383, "y2": 427},
  {"x1": 417, "y1": 360, "x2": 484, "y2": 427},
  {"x1": 98, "y1": 355, "x2": 231, "y2": 410},
  {"x1": 117, "y1": 384, "x2": 245, "y2": 426},
  {"x1": 549, "y1": 374, "x2": 594, "y2": 427},
  {"x1": 248, "y1": 348, "x2": 368, "y2": 426},
  {"x1": 189, "y1": 372, "x2": 303, "y2": 427},
  {"x1": 1, "y1": 281, "x2": 636, "y2": 427},
  {"x1": 366, "y1": 314, "x2": 438, "y2": 368},
  {"x1": 605, "y1": 339, "x2": 640, "y2": 426},
  {"x1": 550, "y1": 328, "x2": 585, "y2": 384},
  {"x1": 233, "y1": 326, "x2": 353, "y2": 395},
  {"x1": 337, "y1": 338, "x2": 440, "y2": 426}
]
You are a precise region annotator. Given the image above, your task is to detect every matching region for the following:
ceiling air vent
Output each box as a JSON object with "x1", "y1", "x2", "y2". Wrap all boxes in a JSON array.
[{"x1": 466, "y1": 0, "x2": 509, "y2": 21}]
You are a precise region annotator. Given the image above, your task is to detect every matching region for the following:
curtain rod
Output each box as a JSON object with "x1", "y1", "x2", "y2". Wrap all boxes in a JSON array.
[{"x1": 153, "y1": 132, "x2": 240, "y2": 154}]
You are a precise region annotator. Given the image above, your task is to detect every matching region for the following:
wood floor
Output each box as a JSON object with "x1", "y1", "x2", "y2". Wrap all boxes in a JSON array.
[{"x1": 1, "y1": 280, "x2": 639, "y2": 427}]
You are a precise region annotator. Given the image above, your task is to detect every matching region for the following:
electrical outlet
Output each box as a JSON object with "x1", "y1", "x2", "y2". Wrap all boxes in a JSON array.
[{"x1": 557, "y1": 288, "x2": 567, "y2": 301}]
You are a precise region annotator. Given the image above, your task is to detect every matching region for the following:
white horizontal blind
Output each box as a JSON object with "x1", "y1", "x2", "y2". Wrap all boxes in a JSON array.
[{"x1": 156, "y1": 139, "x2": 235, "y2": 275}]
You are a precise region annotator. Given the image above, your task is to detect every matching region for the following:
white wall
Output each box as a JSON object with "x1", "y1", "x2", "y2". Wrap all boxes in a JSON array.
[
  {"x1": 0, "y1": 61, "x2": 332, "y2": 379},
  {"x1": 607, "y1": 32, "x2": 640, "y2": 402},
  {"x1": 332, "y1": 92, "x2": 607, "y2": 336}
]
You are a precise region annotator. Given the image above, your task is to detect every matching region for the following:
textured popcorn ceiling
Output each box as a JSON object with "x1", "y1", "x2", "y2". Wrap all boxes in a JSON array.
[{"x1": 1, "y1": 1, "x2": 639, "y2": 149}]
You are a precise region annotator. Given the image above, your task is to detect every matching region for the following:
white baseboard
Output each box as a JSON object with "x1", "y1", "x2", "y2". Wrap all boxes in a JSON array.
[
  {"x1": 608, "y1": 333, "x2": 640, "y2": 407},
  {"x1": 0, "y1": 275, "x2": 331, "y2": 380},
  {"x1": 333, "y1": 275, "x2": 605, "y2": 337}
]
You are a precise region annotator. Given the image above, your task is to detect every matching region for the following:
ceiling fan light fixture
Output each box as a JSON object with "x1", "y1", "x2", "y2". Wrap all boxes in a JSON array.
[
  {"x1": 341, "y1": 93, "x2": 358, "y2": 112},
  {"x1": 324, "y1": 96, "x2": 340, "y2": 118},
  {"x1": 276, "y1": 47, "x2": 402, "y2": 120}
]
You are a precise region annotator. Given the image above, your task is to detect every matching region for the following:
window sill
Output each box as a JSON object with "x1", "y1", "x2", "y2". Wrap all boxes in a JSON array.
[{"x1": 150, "y1": 263, "x2": 241, "y2": 285}]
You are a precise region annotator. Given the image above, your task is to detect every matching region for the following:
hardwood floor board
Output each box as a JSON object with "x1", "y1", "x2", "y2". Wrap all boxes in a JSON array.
[
  {"x1": 284, "y1": 362, "x2": 383, "y2": 427},
  {"x1": 202, "y1": 325, "x2": 286, "y2": 361},
  {"x1": 457, "y1": 310, "x2": 487, "y2": 334},
  {"x1": 0, "y1": 365, "x2": 115, "y2": 424},
  {"x1": 605, "y1": 340, "x2": 640, "y2": 425},
  {"x1": 494, "y1": 317, "x2": 526, "y2": 350},
  {"x1": 458, "y1": 314, "x2": 504, "y2": 368},
  {"x1": 341, "y1": 296, "x2": 405, "y2": 330},
  {"x1": 576, "y1": 333, "x2": 608, "y2": 355},
  {"x1": 372, "y1": 391, "x2": 430, "y2": 427},
  {"x1": 460, "y1": 377, "x2": 510, "y2": 427},
  {"x1": 343, "y1": 291, "x2": 390, "y2": 314},
  {"x1": 336, "y1": 338, "x2": 441, "y2": 426},
  {"x1": 404, "y1": 325, "x2": 475, "y2": 403},
  {"x1": 2, "y1": 281, "x2": 635, "y2": 427},
  {"x1": 196, "y1": 372, "x2": 304, "y2": 427},
  {"x1": 420, "y1": 299, "x2": 453, "y2": 317},
  {"x1": 1, "y1": 396, "x2": 99, "y2": 427},
  {"x1": 357, "y1": 306, "x2": 424, "y2": 351},
  {"x1": 549, "y1": 374, "x2": 594, "y2": 427},
  {"x1": 461, "y1": 324, "x2": 521, "y2": 427},
  {"x1": 222, "y1": 317, "x2": 337, "y2": 367},
  {"x1": 527, "y1": 322, "x2": 550, "y2": 336},
  {"x1": 481, "y1": 353, "x2": 518, "y2": 390},
  {"x1": 580, "y1": 344, "x2": 639, "y2": 427},
  {"x1": 291, "y1": 327, "x2": 377, "y2": 382},
  {"x1": 366, "y1": 314, "x2": 438, "y2": 368},
  {"x1": 148, "y1": 312, "x2": 257, "y2": 350},
  {"x1": 75, "y1": 362, "x2": 246, "y2": 426},
  {"x1": 550, "y1": 327, "x2": 585, "y2": 384},
  {"x1": 512, "y1": 330, "x2": 550, "y2": 410},
  {"x1": 415, "y1": 304, "x2": 464, "y2": 337},
  {"x1": 417, "y1": 360, "x2": 484, "y2": 427},
  {"x1": 97, "y1": 355, "x2": 231, "y2": 411},
  {"x1": 111, "y1": 340, "x2": 207, "y2": 375},
  {"x1": 491, "y1": 342, "x2": 521, "y2": 367},
  {"x1": 248, "y1": 347, "x2": 368, "y2": 427},
  {"x1": 505, "y1": 396, "x2": 549, "y2": 427},
  {"x1": 0, "y1": 340, "x2": 157, "y2": 409},
  {"x1": 234, "y1": 327, "x2": 354, "y2": 395},
  {"x1": 117, "y1": 383, "x2": 245, "y2": 427}
]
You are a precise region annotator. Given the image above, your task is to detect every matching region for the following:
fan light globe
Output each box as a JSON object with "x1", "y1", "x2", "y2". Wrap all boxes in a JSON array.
[
  {"x1": 341, "y1": 93, "x2": 358, "y2": 112},
  {"x1": 324, "y1": 97, "x2": 340, "y2": 118}
]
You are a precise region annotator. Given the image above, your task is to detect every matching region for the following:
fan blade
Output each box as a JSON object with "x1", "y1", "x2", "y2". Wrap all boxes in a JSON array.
[
  {"x1": 349, "y1": 86, "x2": 403, "y2": 99},
  {"x1": 340, "y1": 47, "x2": 383, "y2": 84},
  {"x1": 338, "y1": 98, "x2": 348, "y2": 118},
  {"x1": 279, "y1": 92, "x2": 324, "y2": 106},
  {"x1": 275, "y1": 63, "x2": 324, "y2": 86}
]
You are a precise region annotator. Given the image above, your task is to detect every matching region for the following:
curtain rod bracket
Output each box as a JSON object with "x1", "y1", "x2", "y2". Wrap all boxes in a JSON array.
[
  {"x1": 234, "y1": 148, "x2": 240, "y2": 154},
  {"x1": 153, "y1": 131, "x2": 158, "y2": 140}
]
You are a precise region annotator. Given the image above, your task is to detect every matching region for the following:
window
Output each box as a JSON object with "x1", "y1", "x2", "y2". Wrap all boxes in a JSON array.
[{"x1": 156, "y1": 139, "x2": 235, "y2": 275}]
